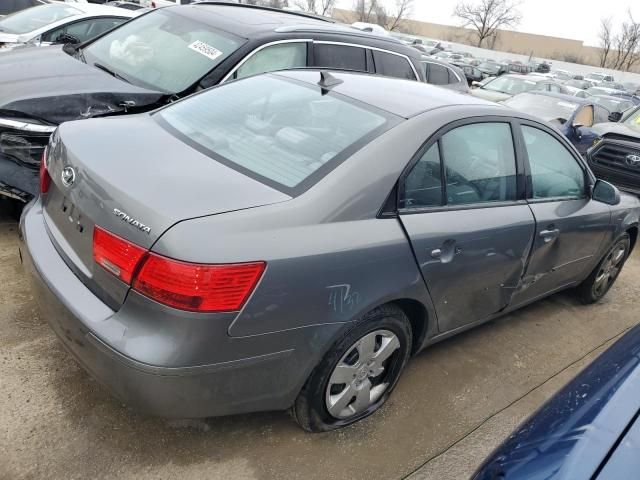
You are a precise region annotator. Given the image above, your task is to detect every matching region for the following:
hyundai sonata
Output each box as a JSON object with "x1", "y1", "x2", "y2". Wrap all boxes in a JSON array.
[{"x1": 21, "y1": 70, "x2": 640, "y2": 431}]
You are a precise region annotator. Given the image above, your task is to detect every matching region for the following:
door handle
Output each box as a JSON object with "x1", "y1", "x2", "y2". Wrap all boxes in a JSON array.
[
  {"x1": 539, "y1": 228, "x2": 560, "y2": 243},
  {"x1": 431, "y1": 248, "x2": 442, "y2": 259}
]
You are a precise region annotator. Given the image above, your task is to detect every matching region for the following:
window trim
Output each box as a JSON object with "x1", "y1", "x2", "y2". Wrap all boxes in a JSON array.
[
  {"x1": 219, "y1": 38, "x2": 313, "y2": 83},
  {"x1": 514, "y1": 119, "x2": 595, "y2": 203},
  {"x1": 397, "y1": 116, "x2": 525, "y2": 215}
]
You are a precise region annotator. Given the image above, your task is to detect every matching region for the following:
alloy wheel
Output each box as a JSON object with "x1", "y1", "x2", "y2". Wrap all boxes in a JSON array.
[
  {"x1": 325, "y1": 329, "x2": 401, "y2": 420},
  {"x1": 593, "y1": 242, "x2": 628, "y2": 298}
]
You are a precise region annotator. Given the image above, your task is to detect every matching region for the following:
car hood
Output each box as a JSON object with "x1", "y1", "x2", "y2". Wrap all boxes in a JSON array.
[
  {"x1": 592, "y1": 122, "x2": 640, "y2": 139},
  {"x1": 0, "y1": 44, "x2": 166, "y2": 124},
  {"x1": 470, "y1": 88, "x2": 511, "y2": 102},
  {"x1": 0, "y1": 32, "x2": 21, "y2": 44}
]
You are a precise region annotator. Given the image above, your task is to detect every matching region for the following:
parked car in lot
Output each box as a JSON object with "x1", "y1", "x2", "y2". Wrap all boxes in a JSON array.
[
  {"x1": 451, "y1": 61, "x2": 483, "y2": 86},
  {"x1": 474, "y1": 321, "x2": 640, "y2": 480},
  {"x1": 104, "y1": 1, "x2": 146, "y2": 10},
  {"x1": 476, "y1": 60, "x2": 508, "y2": 78},
  {"x1": 0, "y1": 0, "x2": 47, "y2": 17},
  {"x1": 585, "y1": 72, "x2": 615, "y2": 86},
  {"x1": 421, "y1": 57, "x2": 468, "y2": 92},
  {"x1": 470, "y1": 74, "x2": 566, "y2": 102},
  {"x1": 0, "y1": 2, "x2": 424, "y2": 202},
  {"x1": 589, "y1": 107, "x2": 640, "y2": 195},
  {"x1": 504, "y1": 91, "x2": 610, "y2": 155},
  {"x1": 565, "y1": 79, "x2": 591, "y2": 90},
  {"x1": 592, "y1": 95, "x2": 635, "y2": 117},
  {"x1": 0, "y1": 2, "x2": 133, "y2": 52},
  {"x1": 22, "y1": 69, "x2": 639, "y2": 431}
]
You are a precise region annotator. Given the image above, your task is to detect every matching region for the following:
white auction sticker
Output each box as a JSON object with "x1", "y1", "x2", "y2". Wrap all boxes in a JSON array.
[{"x1": 188, "y1": 40, "x2": 223, "y2": 61}]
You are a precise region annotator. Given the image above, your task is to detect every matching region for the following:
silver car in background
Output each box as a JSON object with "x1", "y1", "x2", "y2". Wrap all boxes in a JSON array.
[{"x1": 21, "y1": 70, "x2": 639, "y2": 431}]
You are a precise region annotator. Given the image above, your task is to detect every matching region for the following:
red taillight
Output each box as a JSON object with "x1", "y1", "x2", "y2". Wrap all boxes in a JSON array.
[
  {"x1": 132, "y1": 254, "x2": 265, "y2": 312},
  {"x1": 39, "y1": 151, "x2": 51, "y2": 194},
  {"x1": 93, "y1": 226, "x2": 146, "y2": 284},
  {"x1": 93, "y1": 226, "x2": 265, "y2": 312}
]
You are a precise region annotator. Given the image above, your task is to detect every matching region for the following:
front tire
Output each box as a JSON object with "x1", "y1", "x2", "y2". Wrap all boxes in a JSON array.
[
  {"x1": 292, "y1": 304, "x2": 412, "y2": 432},
  {"x1": 578, "y1": 233, "x2": 631, "y2": 304}
]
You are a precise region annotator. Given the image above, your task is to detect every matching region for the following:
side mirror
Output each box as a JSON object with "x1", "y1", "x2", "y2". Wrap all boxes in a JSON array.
[
  {"x1": 592, "y1": 179, "x2": 621, "y2": 205},
  {"x1": 608, "y1": 112, "x2": 623, "y2": 122},
  {"x1": 55, "y1": 33, "x2": 80, "y2": 45},
  {"x1": 573, "y1": 123, "x2": 583, "y2": 139},
  {"x1": 471, "y1": 81, "x2": 481, "y2": 88}
]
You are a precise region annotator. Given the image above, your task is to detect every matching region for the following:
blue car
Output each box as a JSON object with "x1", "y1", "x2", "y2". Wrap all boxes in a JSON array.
[
  {"x1": 504, "y1": 91, "x2": 611, "y2": 155},
  {"x1": 474, "y1": 322, "x2": 640, "y2": 479}
]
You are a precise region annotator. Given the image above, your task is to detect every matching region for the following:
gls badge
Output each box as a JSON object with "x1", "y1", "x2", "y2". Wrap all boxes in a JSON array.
[{"x1": 113, "y1": 208, "x2": 151, "y2": 234}]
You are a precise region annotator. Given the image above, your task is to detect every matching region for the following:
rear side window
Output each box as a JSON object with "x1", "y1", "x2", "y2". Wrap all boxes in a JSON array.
[
  {"x1": 314, "y1": 43, "x2": 366, "y2": 71},
  {"x1": 157, "y1": 75, "x2": 393, "y2": 193},
  {"x1": 400, "y1": 143, "x2": 443, "y2": 208},
  {"x1": 400, "y1": 123, "x2": 517, "y2": 208},
  {"x1": 234, "y1": 42, "x2": 307, "y2": 80},
  {"x1": 372, "y1": 51, "x2": 415, "y2": 79},
  {"x1": 427, "y1": 63, "x2": 449, "y2": 85}
]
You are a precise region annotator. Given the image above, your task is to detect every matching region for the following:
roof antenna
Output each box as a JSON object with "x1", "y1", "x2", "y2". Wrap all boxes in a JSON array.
[{"x1": 318, "y1": 71, "x2": 343, "y2": 95}]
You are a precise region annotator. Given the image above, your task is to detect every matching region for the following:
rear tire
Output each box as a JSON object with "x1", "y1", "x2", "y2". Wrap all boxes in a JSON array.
[
  {"x1": 578, "y1": 233, "x2": 631, "y2": 304},
  {"x1": 291, "y1": 304, "x2": 412, "y2": 432}
]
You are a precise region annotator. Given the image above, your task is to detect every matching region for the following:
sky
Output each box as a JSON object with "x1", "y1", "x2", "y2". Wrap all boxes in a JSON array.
[{"x1": 337, "y1": 0, "x2": 640, "y2": 47}]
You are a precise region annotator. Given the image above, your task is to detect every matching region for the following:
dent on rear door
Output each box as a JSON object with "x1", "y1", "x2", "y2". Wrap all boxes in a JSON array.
[{"x1": 400, "y1": 205, "x2": 536, "y2": 333}]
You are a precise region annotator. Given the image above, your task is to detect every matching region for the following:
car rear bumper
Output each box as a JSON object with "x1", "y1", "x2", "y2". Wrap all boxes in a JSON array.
[{"x1": 19, "y1": 199, "x2": 322, "y2": 418}]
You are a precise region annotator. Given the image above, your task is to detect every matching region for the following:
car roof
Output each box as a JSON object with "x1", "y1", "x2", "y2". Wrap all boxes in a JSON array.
[{"x1": 273, "y1": 69, "x2": 494, "y2": 118}]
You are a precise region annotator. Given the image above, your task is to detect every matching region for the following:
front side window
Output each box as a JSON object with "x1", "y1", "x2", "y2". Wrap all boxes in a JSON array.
[
  {"x1": 522, "y1": 126, "x2": 585, "y2": 199},
  {"x1": 372, "y1": 51, "x2": 415, "y2": 80},
  {"x1": 314, "y1": 43, "x2": 367, "y2": 72},
  {"x1": 43, "y1": 17, "x2": 126, "y2": 43},
  {"x1": 234, "y1": 42, "x2": 307, "y2": 80},
  {"x1": 157, "y1": 75, "x2": 392, "y2": 192},
  {"x1": 0, "y1": 3, "x2": 79, "y2": 34},
  {"x1": 83, "y1": 9, "x2": 244, "y2": 93}
]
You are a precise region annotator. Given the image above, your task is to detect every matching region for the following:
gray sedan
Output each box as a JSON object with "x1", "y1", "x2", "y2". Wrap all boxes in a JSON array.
[{"x1": 21, "y1": 70, "x2": 640, "y2": 431}]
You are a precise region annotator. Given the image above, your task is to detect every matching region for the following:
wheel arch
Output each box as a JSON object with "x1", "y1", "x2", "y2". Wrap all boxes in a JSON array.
[
  {"x1": 388, "y1": 298, "x2": 431, "y2": 354},
  {"x1": 626, "y1": 225, "x2": 638, "y2": 253}
]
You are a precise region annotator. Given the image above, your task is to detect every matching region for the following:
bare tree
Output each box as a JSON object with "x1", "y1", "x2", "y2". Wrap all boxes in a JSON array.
[
  {"x1": 598, "y1": 17, "x2": 613, "y2": 68},
  {"x1": 387, "y1": 0, "x2": 414, "y2": 32},
  {"x1": 293, "y1": 0, "x2": 335, "y2": 15},
  {"x1": 608, "y1": 10, "x2": 640, "y2": 71},
  {"x1": 453, "y1": 0, "x2": 522, "y2": 48},
  {"x1": 352, "y1": 0, "x2": 413, "y2": 31}
]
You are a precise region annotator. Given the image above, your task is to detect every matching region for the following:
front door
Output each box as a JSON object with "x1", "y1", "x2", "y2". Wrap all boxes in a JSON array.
[
  {"x1": 399, "y1": 121, "x2": 536, "y2": 333},
  {"x1": 512, "y1": 123, "x2": 611, "y2": 306}
]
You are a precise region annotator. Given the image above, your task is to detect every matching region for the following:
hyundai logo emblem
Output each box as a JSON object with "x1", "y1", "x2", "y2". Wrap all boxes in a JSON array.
[
  {"x1": 61, "y1": 166, "x2": 76, "y2": 187},
  {"x1": 626, "y1": 154, "x2": 640, "y2": 167}
]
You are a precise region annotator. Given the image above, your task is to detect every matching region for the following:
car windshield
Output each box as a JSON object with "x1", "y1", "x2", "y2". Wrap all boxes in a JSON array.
[
  {"x1": 157, "y1": 75, "x2": 392, "y2": 192},
  {"x1": 504, "y1": 93, "x2": 578, "y2": 122},
  {"x1": 586, "y1": 73, "x2": 605, "y2": 81},
  {"x1": 566, "y1": 80, "x2": 586, "y2": 89},
  {"x1": 425, "y1": 40, "x2": 438, "y2": 47},
  {"x1": 623, "y1": 109, "x2": 640, "y2": 131},
  {"x1": 83, "y1": 9, "x2": 244, "y2": 93},
  {"x1": 593, "y1": 96, "x2": 632, "y2": 113},
  {"x1": 482, "y1": 76, "x2": 540, "y2": 95},
  {"x1": 0, "y1": 3, "x2": 80, "y2": 34}
]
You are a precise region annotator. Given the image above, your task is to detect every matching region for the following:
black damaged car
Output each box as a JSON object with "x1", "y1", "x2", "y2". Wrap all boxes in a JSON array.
[{"x1": 0, "y1": 1, "x2": 424, "y2": 201}]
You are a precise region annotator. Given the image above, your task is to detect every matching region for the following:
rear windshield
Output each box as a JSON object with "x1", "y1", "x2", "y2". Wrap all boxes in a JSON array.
[
  {"x1": 0, "y1": 3, "x2": 80, "y2": 34},
  {"x1": 156, "y1": 75, "x2": 393, "y2": 194}
]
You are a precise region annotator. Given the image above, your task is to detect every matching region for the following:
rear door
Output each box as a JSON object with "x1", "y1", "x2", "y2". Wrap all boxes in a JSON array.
[
  {"x1": 398, "y1": 119, "x2": 535, "y2": 333},
  {"x1": 511, "y1": 121, "x2": 610, "y2": 306}
]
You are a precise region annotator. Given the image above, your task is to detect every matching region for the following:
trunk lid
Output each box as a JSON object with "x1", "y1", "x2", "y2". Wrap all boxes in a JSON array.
[{"x1": 42, "y1": 114, "x2": 290, "y2": 309}]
